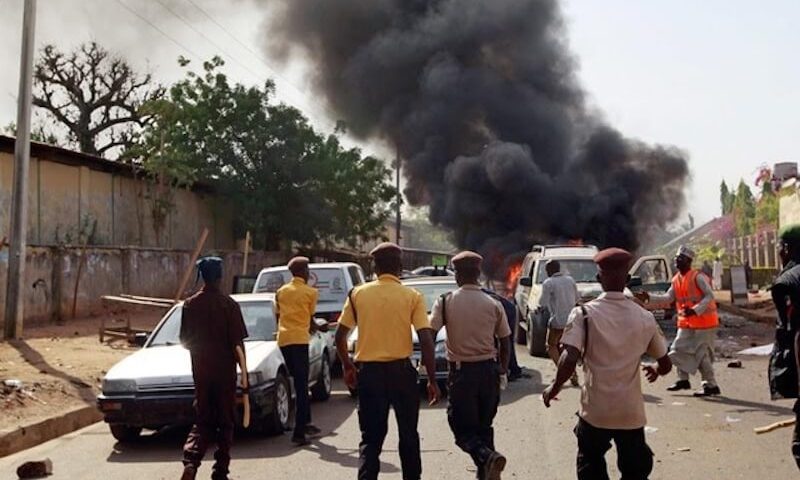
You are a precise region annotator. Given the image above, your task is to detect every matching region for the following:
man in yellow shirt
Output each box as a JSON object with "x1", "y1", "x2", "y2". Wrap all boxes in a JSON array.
[
  {"x1": 275, "y1": 256, "x2": 325, "y2": 445},
  {"x1": 335, "y1": 242, "x2": 440, "y2": 480}
]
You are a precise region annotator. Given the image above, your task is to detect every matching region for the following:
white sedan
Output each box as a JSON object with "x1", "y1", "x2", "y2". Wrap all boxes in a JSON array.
[{"x1": 97, "y1": 293, "x2": 332, "y2": 442}]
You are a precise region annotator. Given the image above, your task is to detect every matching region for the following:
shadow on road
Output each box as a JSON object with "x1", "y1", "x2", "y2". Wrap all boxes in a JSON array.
[
  {"x1": 699, "y1": 395, "x2": 795, "y2": 417},
  {"x1": 9, "y1": 339, "x2": 96, "y2": 405}
]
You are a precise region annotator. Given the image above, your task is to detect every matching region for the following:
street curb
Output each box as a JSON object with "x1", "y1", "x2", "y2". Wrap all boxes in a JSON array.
[
  {"x1": 717, "y1": 301, "x2": 774, "y2": 325},
  {"x1": 0, "y1": 405, "x2": 102, "y2": 458}
]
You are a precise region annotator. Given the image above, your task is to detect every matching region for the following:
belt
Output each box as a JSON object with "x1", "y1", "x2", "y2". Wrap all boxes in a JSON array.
[
  {"x1": 448, "y1": 359, "x2": 496, "y2": 371},
  {"x1": 356, "y1": 359, "x2": 411, "y2": 367}
]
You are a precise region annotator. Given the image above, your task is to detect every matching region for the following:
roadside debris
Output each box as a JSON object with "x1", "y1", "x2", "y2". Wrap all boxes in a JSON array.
[
  {"x1": 16, "y1": 458, "x2": 52, "y2": 478},
  {"x1": 727, "y1": 359, "x2": 743, "y2": 368},
  {"x1": 754, "y1": 418, "x2": 796, "y2": 434}
]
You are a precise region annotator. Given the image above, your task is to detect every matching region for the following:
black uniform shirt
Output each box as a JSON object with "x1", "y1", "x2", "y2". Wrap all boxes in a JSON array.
[{"x1": 180, "y1": 284, "x2": 248, "y2": 382}]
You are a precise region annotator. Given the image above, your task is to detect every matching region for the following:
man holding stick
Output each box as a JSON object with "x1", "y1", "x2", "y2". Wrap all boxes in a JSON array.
[{"x1": 180, "y1": 257, "x2": 249, "y2": 480}]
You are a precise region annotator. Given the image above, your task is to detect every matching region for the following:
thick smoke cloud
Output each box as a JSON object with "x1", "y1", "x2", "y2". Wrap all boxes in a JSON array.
[{"x1": 264, "y1": 0, "x2": 689, "y2": 272}]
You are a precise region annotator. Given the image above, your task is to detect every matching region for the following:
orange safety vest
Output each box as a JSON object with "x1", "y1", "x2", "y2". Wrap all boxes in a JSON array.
[{"x1": 673, "y1": 269, "x2": 719, "y2": 329}]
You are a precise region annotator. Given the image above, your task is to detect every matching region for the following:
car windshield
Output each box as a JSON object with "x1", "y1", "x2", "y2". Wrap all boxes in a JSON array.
[
  {"x1": 148, "y1": 301, "x2": 276, "y2": 347},
  {"x1": 536, "y1": 260, "x2": 598, "y2": 284},
  {"x1": 255, "y1": 267, "x2": 348, "y2": 303},
  {"x1": 407, "y1": 282, "x2": 458, "y2": 313}
]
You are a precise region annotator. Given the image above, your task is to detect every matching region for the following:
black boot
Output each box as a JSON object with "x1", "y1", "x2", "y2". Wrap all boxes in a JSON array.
[
  {"x1": 666, "y1": 380, "x2": 691, "y2": 391},
  {"x1": 693, "y1": 384, "x2": 721, "y2": 397}
]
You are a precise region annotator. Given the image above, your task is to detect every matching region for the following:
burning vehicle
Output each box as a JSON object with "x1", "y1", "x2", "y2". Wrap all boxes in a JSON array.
[{"x1": 511, "y1": 245, "x2": 673, "y2": 356}]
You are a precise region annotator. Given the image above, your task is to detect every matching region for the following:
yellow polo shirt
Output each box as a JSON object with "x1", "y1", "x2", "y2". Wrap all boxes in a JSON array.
[
  {"x1": 275, "y1": 277, "x2": 319, "y2": 347},
  {"x1": 339, "y1": 274, "x2": 431, "y2": 362}
]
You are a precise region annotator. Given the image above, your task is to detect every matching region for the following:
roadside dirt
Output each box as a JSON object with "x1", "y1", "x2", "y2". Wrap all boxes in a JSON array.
[{"x1": 0, "y1": 310, "x2": 163, "y2": 432}]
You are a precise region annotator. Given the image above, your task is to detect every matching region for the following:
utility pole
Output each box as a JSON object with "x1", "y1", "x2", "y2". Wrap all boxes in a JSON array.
[
  {"x1": 4, "y1": 0, "x2": 37, "y2": 340},
  {"x1": 395, "y1": 148, "x2": 401, "y2": 245}
]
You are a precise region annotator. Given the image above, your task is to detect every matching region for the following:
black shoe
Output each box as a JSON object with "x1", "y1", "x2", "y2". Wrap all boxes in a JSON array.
[
  {"x1": 291, "y1": 435, "x2": 311, "y2": 446},
  {"x1": 693, "y1": 384, "x2": 721, "y2": 397},
  {"x1": 484, "y1": 451, "x2": 506, "y2": 480},
  {"x1": 305, "y1": 424, "x2": 322, "y2": 436},
  {"x1": 666, "y1": 380, "x2": 691, "y2": 391}
]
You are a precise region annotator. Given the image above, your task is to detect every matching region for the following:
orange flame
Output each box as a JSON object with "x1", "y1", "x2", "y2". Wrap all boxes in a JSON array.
[
  {"x1": 505, "y1": 262, "x2": 523, "y2": 298},
  {"x1": 566, "y1": 238, "x2": 584, "y2": 246}
]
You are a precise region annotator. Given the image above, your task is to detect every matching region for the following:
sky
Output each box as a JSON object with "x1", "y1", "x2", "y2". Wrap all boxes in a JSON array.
[{"x1": 1, "y1": 0, "x2": 798, "y2": 227}]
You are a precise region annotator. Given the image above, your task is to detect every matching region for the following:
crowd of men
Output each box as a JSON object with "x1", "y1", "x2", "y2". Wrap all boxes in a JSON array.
[{"x1": 176, "y1": 227, "x2": 800, "y2": 479}]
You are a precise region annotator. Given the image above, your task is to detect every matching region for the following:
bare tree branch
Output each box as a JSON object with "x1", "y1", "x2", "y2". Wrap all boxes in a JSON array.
[{"x1": 32, "y1": 42, "x2": 163, "y2": 157}]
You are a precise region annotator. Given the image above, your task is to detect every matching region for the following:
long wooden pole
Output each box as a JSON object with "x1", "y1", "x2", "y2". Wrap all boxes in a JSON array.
[
  {"x1": 174, "y1": 228, "x2": 209, "y2": 302},
  {"x1": 242, "y1": 230, "x2": 251, "y2": 275}
]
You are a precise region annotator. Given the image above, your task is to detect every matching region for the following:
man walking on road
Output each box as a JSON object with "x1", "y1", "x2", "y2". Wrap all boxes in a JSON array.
[
  {"x1": 431, "y1": 251, "x2": 512, "y2": 480},
  {"x1": 638, "y1": 245, "x2": 721, "y2": 397},
  {"x1": 180, "y1": 257, "x2": 249, "y2": 480},
  {"x1": 542, "y1": 248, "x2": 672, "y2": 480},
  {"x1": 712, "y1": 257, "x2": 723, "y2": 290},
  {"x1": 769, "y1": 225, "x2": 800, "y2": 470},
  {"x1": 335, "y1": 242, "x2": 440, "y2": 480},
  {"x1": 481, "y1": 287, "x2": 526, "y2": 381},
  {"x1": 275, "y1": 256, "x2": 327, "y2": 445},
  {"x1": 541, "y1": 260, "x2": 580, "y2": 385}
]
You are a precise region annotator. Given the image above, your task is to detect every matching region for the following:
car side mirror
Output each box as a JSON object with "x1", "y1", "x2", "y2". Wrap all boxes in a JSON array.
[
  {"x1": 520, "y1": 277, "x2": 533, "y2": 287},
  {"x1": 133, "y1": 332, "x2": 149, "y2": 348},
  {"x1": 627, "y1": 276, "x2": 643, "y2": 288}
]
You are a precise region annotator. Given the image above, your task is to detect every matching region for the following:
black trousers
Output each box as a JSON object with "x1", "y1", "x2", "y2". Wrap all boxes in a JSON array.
[
  {"x1": 574, "y1": 417, "x2": 653, "y2": 480},
  {"x1": 357, "y1": 359, "x2": 421, "y2": 480},
  {"x1": 183, "y1": 377, "x2": 236, "y2": 478},
  {"x1": 447, "y1": 360, "x2": 501, "y2": 471},
  {"x1": 281, "y1": 344, "x2": 311, "y2": 438},
  {"x1": 506, "y1": 311, "x2": 521, "y2": 375},
  {"x1": 793, "y1": 400, "x2": 800, "y2": 470}
]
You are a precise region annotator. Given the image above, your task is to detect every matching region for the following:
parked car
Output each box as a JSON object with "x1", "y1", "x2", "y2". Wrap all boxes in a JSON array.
[
  {"x1": 96, "y1": 293, "x2": 332, "y2": 442},
  {"x1": 411, "y1": 265, "x2": 454, "y2": 277},
  {"x1": 516, "y1": 245, "x2": 672, "y2": 357},
  {"x1": 253, "y1": 262, "x2": 367, "y2": 365},
  {"x1": 346, "y1": 276, "x2": 458, "y2": 396}
]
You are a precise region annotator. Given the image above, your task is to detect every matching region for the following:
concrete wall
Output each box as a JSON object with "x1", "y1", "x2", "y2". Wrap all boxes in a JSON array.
[
  {"x1": 0, "y1": 245, "x2": 287, "y2": 328},
  {"x1": 0, "y1": 149, "x2": 234, "y2": 250}
]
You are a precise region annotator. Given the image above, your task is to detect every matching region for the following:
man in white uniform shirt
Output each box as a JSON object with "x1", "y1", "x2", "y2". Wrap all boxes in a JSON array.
[
  {"x1": 541, "y1": 260, "x2": 580, "y2": 385},
  {"x1": 542, "y1": 248, "x2": 672, "y2": 480}
]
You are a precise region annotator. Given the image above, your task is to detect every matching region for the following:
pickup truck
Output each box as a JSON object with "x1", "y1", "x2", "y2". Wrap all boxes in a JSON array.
[{"x1": 514, "y1": 245, "x2": 673, "y2": 357}]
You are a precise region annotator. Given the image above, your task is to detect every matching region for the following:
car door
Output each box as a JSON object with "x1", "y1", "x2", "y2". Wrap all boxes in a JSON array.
[
  {"x1": 629, "y1": 255, "x2": 674, "y2": 319},
  {"x1": 515, "y1": 253, "x2": 536, "y2": 315}
]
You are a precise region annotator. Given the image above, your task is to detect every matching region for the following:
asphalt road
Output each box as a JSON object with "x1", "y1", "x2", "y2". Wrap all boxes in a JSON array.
[{"x1": 1, "y1": 348, "x2": 798, "y2": 479}]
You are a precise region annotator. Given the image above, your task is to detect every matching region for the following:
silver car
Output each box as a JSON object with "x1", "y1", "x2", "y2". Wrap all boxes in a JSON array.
[{"x1": 97, "y1": 293, "x2": 332, "y2": 442}]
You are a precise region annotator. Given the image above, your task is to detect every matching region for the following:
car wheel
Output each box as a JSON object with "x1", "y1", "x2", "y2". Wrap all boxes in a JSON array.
[
  {"x1": 311, "y1": 355, "x2": 332, "y2": 401},
  {"x1": 515, "y1": 307, "x2": 527, "y2": 345},
  {"x1": 109, "y1": 424, "x2": 142, "y2": 443},
  {"x1": 529, "y1": 314, "x2": 548, "y2": 358},
  {"x1": 264, "y1": 371, "x2": 292, "y2": 435}
]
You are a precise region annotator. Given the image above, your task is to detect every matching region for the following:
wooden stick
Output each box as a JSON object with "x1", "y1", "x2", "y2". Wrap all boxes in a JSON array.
[
  {"x1": 754, "y1": 418, "x2": 796, "y2": 434},
  {"x1": 71, "y1": 234, "x2": 92, "y2": 319},
  {"x1": 242, "y1": 230, "x2": 251, "y2": 275},
  {"x1": 174, "y1": 228, "x2": 209, "y2": 302}
]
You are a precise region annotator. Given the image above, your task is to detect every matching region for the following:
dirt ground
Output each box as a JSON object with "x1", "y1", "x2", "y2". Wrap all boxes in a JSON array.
[{"x1": 0, "y1": 309, "x2": 164, "y2": 432}]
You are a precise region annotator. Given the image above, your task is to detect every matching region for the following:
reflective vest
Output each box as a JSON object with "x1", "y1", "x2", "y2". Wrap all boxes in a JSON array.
[{"x1": 673, "y1": 269, "x2": 719, "y2": 329}]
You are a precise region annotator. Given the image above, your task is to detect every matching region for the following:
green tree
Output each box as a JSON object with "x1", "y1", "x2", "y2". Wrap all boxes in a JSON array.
[
  {"x1": 733, "y1": 179, "x2": 756, "y2": 236},
  {"x1": 403, "y1": 207, "x2": 456, "y2": 251},
  {"x1": 720, "y1": 180, "x2": 735, "y2": 215},
  {"x1": 142, "y1": 57, "x2": 395, "y2": 250}
]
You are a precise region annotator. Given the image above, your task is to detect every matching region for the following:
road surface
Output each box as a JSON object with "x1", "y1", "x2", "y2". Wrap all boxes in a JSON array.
[{"x1": 1, "y1": 348, "x2": 797, "y2": 479}]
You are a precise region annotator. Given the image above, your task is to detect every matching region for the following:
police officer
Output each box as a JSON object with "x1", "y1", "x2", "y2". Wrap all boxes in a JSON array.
[
  {"x1": 275, "y1": 256, "x2": 326, "y2": 445},
  {"x1": 769, "y1": 224, "x2": 800, "y2": 469},
  {"x1": 335, "y1": 242, "x2": 440, "y2": 480},
  {"x1": 543, "y1": 248, "x2": 672, "y2": 480},
  {"x1": 179, "y1": 257, "x2": 249, "y2": 480},
  {"x1": 431, "y1": 251, "x2": 511, "y2": 480}
]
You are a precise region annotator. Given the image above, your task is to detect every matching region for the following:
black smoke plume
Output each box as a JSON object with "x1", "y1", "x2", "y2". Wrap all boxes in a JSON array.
[{"x1": 264, "y1": 0, "x2": 689, "y2": 274}]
